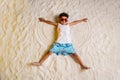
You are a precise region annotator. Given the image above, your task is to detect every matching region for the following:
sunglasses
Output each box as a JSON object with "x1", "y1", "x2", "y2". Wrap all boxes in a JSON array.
[{"x1": 60, "y1": 18, "x2": 68, "y2": 22}]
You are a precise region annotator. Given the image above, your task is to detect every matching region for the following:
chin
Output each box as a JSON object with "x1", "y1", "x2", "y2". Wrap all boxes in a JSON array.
[{"x1": 63, "y1": 23, "x2": 67, "y2": 25}]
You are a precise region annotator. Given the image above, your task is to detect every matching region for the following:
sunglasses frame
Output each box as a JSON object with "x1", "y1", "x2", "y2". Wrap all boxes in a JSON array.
[{"x1": 60, "y1": 18, "x2": 68, "y2": 22}]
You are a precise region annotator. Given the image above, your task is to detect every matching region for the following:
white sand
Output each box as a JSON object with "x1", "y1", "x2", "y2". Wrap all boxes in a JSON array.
[{"x1": 0, "y1": 0, "x2": 120, "y2": 80}]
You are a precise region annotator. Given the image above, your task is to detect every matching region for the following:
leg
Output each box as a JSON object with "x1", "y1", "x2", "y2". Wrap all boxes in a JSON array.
[
  {"x1": 31, "y1": 51, "x2": 52, "y2": 66},
  {"x1": 70, "y1": 53, "x2": 90, "y2": 69}
]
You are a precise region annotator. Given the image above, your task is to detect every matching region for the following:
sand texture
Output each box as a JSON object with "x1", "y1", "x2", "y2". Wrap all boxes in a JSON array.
[{"x1": 0, "y1": 0, "x2": 120, "y2": 80}]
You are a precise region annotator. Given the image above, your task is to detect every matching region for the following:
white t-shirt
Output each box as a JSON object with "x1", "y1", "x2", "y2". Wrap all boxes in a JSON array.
[{"x1": 56, "y1": 23, "x2": 72, "y2": 43}]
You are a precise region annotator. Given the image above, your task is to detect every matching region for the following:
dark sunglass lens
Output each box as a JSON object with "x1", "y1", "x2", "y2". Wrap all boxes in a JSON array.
[
  {"x1": 65, "y1": 19, "x2": 67, "y2": 21},
  {"x1": 61, "y1": 19, "x2": 64, "y2": 21}
]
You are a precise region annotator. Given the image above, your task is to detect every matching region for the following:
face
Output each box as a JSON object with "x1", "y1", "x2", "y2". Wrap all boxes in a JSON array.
[{"x1": 59, "y1": 16, "x2": 68, "y2": 25}]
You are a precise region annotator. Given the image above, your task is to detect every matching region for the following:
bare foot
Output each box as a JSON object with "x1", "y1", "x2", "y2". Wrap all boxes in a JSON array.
[
  {"x1": 30, "y1": 62, "x2": 41, "y2": 66},
  {"x1": 81, "y1": 66, "x2": 90, "y2": 70}
]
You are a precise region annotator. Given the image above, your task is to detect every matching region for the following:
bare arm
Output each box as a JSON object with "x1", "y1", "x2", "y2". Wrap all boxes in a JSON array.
[
  {"x1": 69, "y1": 18, "x2": 88, "y2": 26},
  {"x1": 38, "y1": 18, "x2": 57, "y2": 26}
]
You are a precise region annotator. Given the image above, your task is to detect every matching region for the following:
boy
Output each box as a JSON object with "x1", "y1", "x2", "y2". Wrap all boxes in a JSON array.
[{"x1": 31, "y1": 12, "x2": 90, "y2": 69}]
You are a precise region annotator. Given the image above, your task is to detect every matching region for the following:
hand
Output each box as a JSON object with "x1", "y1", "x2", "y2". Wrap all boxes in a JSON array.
[
  {"x1": 38, "y1": 17, "x2": 45, "y2": 22},
  {"x1": 82, "y1": 18, "x2": 88, "y2": 22}
]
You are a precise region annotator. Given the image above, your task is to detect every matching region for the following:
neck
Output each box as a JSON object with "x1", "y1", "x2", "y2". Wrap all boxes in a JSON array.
[{"x1": 60, "y1": 23, "x2": 68, "y2": 25}]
